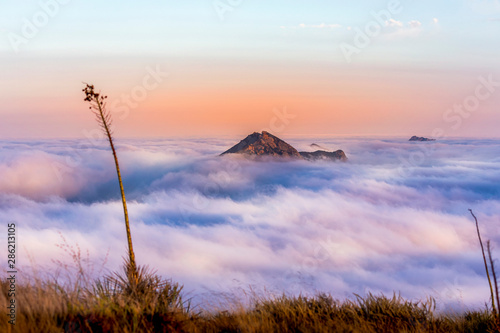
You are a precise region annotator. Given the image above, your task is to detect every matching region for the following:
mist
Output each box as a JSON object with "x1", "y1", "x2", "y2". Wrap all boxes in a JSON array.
[{"x1": 1, "y1": 136, "x2": 499, "y2": 311}]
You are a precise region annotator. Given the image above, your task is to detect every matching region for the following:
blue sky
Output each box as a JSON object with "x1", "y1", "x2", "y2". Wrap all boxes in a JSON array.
[
  {"x1": 0, "y1": 0, "x2": 499, "y2": 138},
  {"x1": 2, "y1": 0, "x2": 498, "y2": 60}
]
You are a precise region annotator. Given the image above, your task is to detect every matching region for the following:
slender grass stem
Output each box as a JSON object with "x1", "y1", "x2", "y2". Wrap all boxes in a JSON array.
[
  {"x1": 83, "y1": 84, "x2": 137, "y2": 280},
  {"x1": 487, "y1": 241, "x2": 499, "y2": 317},
  {"x1": 470, "y1": 209, "x2": 496, "y2": 315}
]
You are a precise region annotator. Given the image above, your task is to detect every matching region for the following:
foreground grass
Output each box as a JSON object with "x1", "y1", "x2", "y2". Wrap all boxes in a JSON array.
[{"x1": 1, "y1": 271, "x2": 499, "y2": 333}]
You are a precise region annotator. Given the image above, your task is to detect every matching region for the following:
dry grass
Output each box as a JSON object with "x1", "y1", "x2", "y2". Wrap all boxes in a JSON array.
[
  {"x1": 2, "y1": 216, "x2": 499, "y2": 332},
  {"x1": 1, "y1": 268, "x2": 499, "y2": 333}
]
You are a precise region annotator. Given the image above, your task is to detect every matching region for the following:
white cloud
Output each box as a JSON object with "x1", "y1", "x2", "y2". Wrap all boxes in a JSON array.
[
  {"x1": 382, "y1": 18, "x2": 424, "y2": 39},
  {"x1": 2, "y1": 137, "x2": 500, "y2": 310},
  {"x1": 408, "y1": 20, "x2": 422, "y2": 28},
  {"x1": 292, "y1": 23, "x2": 342, "y2": 29},
  {"x1": 309, "y1": 23, "x2": 342, "y2": 29},
  {"x1": 385, "y1": 18, "x2": 404, "y2": 28}
]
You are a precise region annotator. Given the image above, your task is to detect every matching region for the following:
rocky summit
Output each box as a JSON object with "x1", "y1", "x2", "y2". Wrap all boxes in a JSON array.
[
  {"x1": 221, "y1": 131, "x2": 347, "y2": 161},
  {"x1": 299, "y1": 150, "x2": 348, "y2": 161},
  {"x1": 409, "y1": 136, "x2": 436, "y2": 142},
  {"x1": 220, "y1": 131, "x2": 301, "y2": 157},
  {"x1": 310, "y1": 143, "x2": 328, "y2": 151}
]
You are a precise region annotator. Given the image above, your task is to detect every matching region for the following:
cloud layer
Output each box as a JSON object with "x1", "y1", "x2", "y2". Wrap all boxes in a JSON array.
[{"x1": 1, "y1": 137, "x2": 500, "y2": 311}]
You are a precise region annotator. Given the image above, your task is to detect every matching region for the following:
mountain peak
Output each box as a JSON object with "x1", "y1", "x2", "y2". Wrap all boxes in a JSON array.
[
  {"x1": 409, "y1": 135, "x2": 436, "y2": 142},
  {"x1": 221, "y1": 131, "x2": 301, "y2": 157},
  {"x1": 221, "y1": 131, "x2": 347, "y2": 161}
]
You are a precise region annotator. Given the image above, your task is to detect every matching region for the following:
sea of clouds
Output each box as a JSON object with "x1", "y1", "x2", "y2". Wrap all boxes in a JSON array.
[{"x1": 1, "y1": 136, "x2": 500, "y2": 311}]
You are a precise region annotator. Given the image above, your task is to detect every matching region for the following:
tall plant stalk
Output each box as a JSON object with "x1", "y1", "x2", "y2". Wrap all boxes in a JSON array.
[
  {"x1": 487, "y1": 241, "x2": 500, "y2": 317},
  {"x1": 83, "y1": 84, "x2": 137, "y2": 278},
  {"x1": 469, "y1": 209, "x2": 496, "y2": 315}
]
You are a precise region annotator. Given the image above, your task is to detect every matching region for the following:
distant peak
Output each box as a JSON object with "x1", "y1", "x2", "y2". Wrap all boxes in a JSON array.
[
  {"x1": 310, "y1": 143, "x2": 328, "y2": 151},
  {"x1": 221, "y1": 131, "x2": 300, "y2": 157},
  {"x1": 221, "y1": 131, "x2": 347, "y2": 162},
  {"x1": 409, "y1": 135, "x2": 436, "y2": 142}
]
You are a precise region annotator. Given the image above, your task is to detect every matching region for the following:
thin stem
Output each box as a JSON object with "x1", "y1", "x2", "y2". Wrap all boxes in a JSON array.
[
  {"x1": 470, "y1": 209, "x2": 496, "y2": 315},
  {"x1": 487, "y1": 241, "x2": 500, "y2": 317},
  {"x1": 93, "y1": 92, "x2": 137, "y2": 279}
]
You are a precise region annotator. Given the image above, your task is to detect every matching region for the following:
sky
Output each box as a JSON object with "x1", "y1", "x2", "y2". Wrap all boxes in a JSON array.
[
  {"x1": 1, "y1": 137, "x2": 499, "y2": 310},
  {"x1": 0, "y1": 0, "x2": 499, "y2": 139}
]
